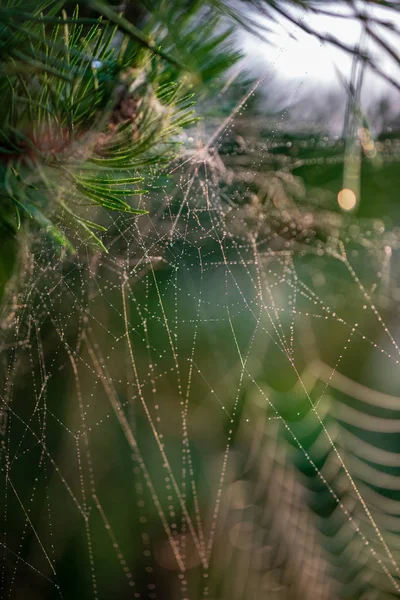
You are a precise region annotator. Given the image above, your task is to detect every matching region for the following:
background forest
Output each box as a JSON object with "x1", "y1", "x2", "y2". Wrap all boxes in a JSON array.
[{"x1": 2, "y1": 1, "x2": 400, "y2": 599}]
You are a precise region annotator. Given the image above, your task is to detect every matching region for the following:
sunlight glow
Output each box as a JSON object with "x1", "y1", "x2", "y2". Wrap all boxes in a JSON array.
[{"x1": 338, "y1": 188, "x2": 357, "y2": 211}]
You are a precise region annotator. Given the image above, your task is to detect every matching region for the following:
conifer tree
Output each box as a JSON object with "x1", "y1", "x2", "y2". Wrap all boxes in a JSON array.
[{"x1": 0, "y1": 0, "x2": 239, "y2": 303}]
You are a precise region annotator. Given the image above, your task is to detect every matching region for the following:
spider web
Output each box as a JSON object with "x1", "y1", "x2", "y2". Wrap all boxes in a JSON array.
[{"x1": 2, "y1": 76, "x2": 400, "y2": 600}]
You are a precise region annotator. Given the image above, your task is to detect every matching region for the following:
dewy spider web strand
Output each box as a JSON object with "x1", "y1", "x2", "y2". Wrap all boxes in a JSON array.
[
  {"x1": 3, "y1": 48, "x2": 400, "y2": 599},
  {"x1": 169, "y1": 99, "x2": 400, "y2": 588},
  {"x1": 196, "y1": 172, "x2": 400, "y2": 592},
  {"x1": 182, "y1": 76, "x2": 400, "y2": 584}
]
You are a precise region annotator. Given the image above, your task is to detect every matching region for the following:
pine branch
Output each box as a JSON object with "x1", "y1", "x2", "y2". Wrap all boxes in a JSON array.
[{"x1": 0, "y1": 0, "x2": 241, "y2": 305}]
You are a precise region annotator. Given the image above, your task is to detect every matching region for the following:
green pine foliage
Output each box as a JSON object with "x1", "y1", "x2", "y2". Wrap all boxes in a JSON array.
[{"x1": 0, "y1": 0, "x2": 240, "y2": 303}]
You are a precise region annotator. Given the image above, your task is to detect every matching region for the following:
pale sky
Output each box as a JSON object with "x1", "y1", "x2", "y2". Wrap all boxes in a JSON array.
[{"x1": 239, "y1": 2, "x2": 400, "y2": 131}]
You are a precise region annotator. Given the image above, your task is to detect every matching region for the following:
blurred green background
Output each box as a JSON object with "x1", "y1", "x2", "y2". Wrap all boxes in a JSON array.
[{"x1": 2, "y1": 2, "x2": 400, "y2": 599}]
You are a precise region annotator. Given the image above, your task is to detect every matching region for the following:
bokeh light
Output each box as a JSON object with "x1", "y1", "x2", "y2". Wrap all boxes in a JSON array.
[{"x1": 337, "y1": 188, "x2": 357, "y2": 211}]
